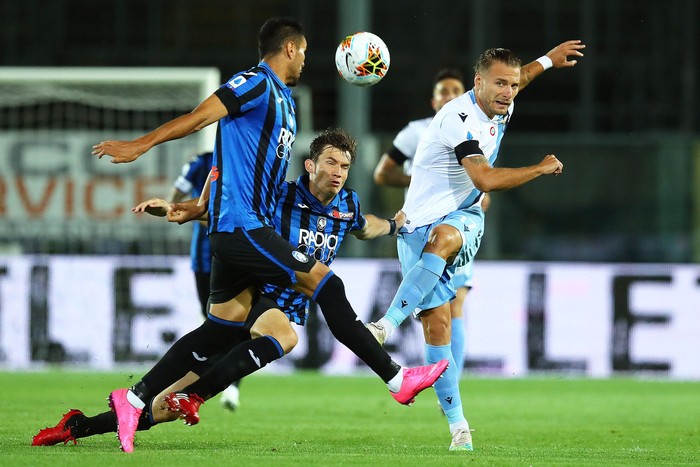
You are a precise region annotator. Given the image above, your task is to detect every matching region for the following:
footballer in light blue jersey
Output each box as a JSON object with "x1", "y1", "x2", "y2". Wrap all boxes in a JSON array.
[{"x1": 370, "y1": 44, "x2": 582, "y2": 451}]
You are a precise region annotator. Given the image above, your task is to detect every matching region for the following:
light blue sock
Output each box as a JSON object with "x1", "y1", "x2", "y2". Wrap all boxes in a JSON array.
[
  {"x1": 425, "y1": 343, "x2": 465, "y2": 426},
  {"x1": 451, "y1": 317, "x2": 466, "y2": 378},
  {"x1": 385, "y1": 253, "x2": 446, "y2": 328}
]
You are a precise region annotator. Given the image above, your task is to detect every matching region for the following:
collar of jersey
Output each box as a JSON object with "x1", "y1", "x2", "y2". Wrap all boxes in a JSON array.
[
  {"x1": 467, "y1": 88, "x2": 510, "y2": 125},
  {"x1": 296, "y1": 174, "x2": 345, "y2": 213},
  {"x1": 467, "y1": 89, "x2": 490, "y2": 123},
  {"x1": 258, "y1": 61, "x2": 290, "y2": 93}
]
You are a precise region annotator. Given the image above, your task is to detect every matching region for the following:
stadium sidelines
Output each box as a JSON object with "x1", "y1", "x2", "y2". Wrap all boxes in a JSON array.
[{"x1": 1, "y1": 256, "x2": 698, "y2": 380}]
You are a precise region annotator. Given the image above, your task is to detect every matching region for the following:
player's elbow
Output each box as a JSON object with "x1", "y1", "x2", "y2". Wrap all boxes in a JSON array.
[
  {"x1": 353, "y1": 229, "x2": 371, "y2": 241},
  {"x1": 373, "y1": 166, "x2": 387, "y2": 185},
  {"x1": 471, "y1": 176, "x2": 492, "y2": 193}
]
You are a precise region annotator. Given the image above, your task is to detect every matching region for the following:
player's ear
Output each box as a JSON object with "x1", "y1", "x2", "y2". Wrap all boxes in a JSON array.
[
  {"x1": 285, "y1": 40, "x2": 296, "y2": 59},
  {"x1": 304, "y1": 158, "x2": 315, "y2": 174}
]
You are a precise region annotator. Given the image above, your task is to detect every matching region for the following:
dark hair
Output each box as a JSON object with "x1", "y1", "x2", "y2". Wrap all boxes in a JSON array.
[
  {"x1": 432, "y1": 68, "x2": 465, "y2": 88},
  {"x1": 258, "y1": 17, "x2": 305, "y2": 60},
  {"x1": 473, "y1": 48, "x2": 522, "y2": 74},
  {"x1": 308, "y1": 128, "x2": 357, "y2": 164}
]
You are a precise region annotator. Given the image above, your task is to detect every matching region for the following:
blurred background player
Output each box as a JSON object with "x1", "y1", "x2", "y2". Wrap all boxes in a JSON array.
[
  {"x1": 171, "y1": 151, "x2": 241, "y2": 411},
  {"x1": 170, "y1": 151, "x2": 213, "y2": 319},
  {"x1": 373, "y1": 68, "x2": 491, "y2": 380}
]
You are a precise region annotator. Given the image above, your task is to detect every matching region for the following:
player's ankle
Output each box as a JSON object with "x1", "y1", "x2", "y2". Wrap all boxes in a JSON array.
[
  {"x1": 386, "y1": 367, "x2": 404, "y2": 393},
  {"x1": 378, "y1": 317, "x2": 397, "y2": 338}
]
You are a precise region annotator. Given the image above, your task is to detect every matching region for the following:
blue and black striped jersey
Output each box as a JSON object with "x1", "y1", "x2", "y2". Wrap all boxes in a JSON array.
[
  {"x1": 173, "y1": 152, "x2": 213, "y2": 273},
  {"x1": 208, "y1": 62, "x2": 297, "y2": 232},
  {"x1": 261, "y1": 175, "x2": 367, "y2": 325}
]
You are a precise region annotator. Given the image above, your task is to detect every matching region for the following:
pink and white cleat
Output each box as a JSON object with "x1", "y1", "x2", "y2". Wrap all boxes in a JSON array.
[
  {"x1": 108, "y1": 388, "x2": 142, "y2": 453},
  {"x1": 390, "y1": 359, "x2": 449, "y2": 405}
]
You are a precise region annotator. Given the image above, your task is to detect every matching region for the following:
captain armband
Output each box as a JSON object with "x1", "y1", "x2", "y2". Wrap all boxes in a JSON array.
[{"x1": 454, "y1": 140, "x2": 483, "y2": 164}]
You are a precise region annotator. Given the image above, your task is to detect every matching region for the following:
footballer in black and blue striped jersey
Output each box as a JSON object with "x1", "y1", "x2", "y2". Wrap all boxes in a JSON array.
[
  {"x1": 209, "y1": 61, "x2": 297, "y2": 233},
  {"x1": 261, "y1": 173, "x2": 367, "y2": 325}
]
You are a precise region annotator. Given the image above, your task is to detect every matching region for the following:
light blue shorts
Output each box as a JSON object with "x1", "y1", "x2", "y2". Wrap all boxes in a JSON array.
[
  {"x1": 452, "y1": 261, "x2": 474, "y2": 290},
  {"x1": 397, "y1": 204, "x2": 484, "y2": 312}
]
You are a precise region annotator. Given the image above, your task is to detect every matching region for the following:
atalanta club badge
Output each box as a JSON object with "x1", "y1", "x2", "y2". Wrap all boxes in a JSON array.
[{"x1": 292, "y1": 251, "x2": 309, "y2": 263}]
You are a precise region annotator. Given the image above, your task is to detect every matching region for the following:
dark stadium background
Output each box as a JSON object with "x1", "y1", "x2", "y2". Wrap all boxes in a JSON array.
[{"x1": 1, "y1": 0, "x2": 697, "y2": 263}]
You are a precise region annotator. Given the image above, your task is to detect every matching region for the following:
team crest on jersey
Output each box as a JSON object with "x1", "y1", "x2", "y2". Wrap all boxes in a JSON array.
[
  {"x1": 466, "y1": 131, "x2": 474, "y2": 141},
  {"x1": 210, "y1": 166, "x2": 219, "y2": 181},
  {"x1": 490, "y1": 126, "x2": 496, "y2": 136},
  {"x1": 292, "y1": 251, "x2": 309, "y2": 263},
  {"x1": 331, "y1": 210, "x2": 354, "y2": 220},
  {"x1": 317, "y1": 217, "x2": 327, "y2": 231}
]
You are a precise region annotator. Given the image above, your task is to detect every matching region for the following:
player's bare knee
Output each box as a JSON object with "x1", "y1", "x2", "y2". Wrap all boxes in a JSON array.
[
  {"x1": 277, "y1": 327, "x2": 298, "y2": 354},
  {"x1": 250, "y1": 311, "x2": 298, "y2": 354},
  {"x1": 425, "y1": 225, "x2": 462, "y2": 259}
]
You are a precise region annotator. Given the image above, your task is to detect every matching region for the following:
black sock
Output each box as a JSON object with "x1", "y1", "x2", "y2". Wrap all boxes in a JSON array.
[
  {"x1": 184, "y1": 336, "x2": 284, "y2": 399},
  {"x1": 71, "y1": 403, "x2": 157, "y2": 439},
  {"x1": 132, "y1": 318, "x2": 247, "y2": 401},
  {"x1": 70, "y1": 412, "x2": 112, "y2": 438},
  {"x1": 314, "y1": 274, "x2": 400, "y2": 382}
]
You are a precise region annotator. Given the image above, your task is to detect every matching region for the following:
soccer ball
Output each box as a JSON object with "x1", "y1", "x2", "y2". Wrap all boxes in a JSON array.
[{"x1": 335, "y1": 32, "x2": 390, "y2": 87}]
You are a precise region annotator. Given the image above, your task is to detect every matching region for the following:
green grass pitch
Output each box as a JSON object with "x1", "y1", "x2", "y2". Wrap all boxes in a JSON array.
[{"x1": 3, "y1": 371, "x2": 699, "y2": 466}]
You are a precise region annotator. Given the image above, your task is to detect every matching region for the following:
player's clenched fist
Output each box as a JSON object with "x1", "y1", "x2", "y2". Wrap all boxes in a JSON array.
[{"x1": 539, "y1": 154, "x2": 563, "y2": 175}]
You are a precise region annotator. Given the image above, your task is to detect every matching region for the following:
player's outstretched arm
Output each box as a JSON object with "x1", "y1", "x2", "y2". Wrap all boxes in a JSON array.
[
  {"x1": 168, "y1": 199, "x2": 208, "y2": 224},
  {"x1": 463, "y1": 154, "x2": 563, "y2": 192},
  {"x1": 352, "y1": 210, "x2": 406, "y2": 240},
  {"x1": 132, "y1": 198, "x2": 171, "y2": 217},
  {"x1": 519, "y1": 39, "x2": 585, "y2": 91},
  {"x1": 92, "y1": 94, "x2": 228, "y2": 164}
]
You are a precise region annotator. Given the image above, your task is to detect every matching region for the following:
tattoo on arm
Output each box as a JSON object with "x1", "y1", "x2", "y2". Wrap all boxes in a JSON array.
[{"x1": 466, "y1": 155, "x2": 489, "y2": 166}]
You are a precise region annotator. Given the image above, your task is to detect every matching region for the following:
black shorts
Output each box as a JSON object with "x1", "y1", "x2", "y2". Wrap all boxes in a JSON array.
[
  {"x1": 243, "y1": 295, "x2": 280, "y2": 329},
  {"x1": 209, "y1": 227, "x2": 316, "y2": 304}
]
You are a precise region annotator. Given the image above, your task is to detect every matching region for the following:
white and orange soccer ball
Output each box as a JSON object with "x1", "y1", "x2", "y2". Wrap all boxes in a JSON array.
[{"x1": 335, "y1": 32, "x2": 390, "y2": 87}]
